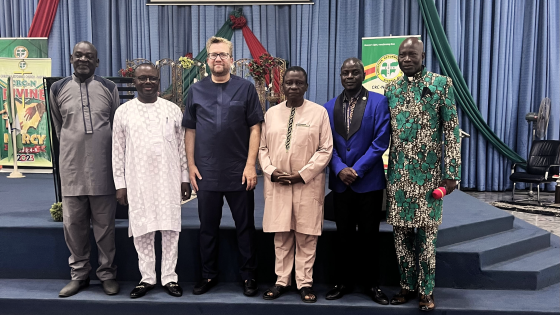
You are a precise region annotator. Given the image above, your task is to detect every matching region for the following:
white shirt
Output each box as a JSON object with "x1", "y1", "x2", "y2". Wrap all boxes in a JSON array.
[{"x1": 112, "y1": 97, "x2": 189, "y2": 237}]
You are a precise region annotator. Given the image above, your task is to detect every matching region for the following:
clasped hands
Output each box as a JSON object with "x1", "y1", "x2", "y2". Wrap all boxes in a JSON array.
[
  {"x1": 338, "y1": 167, "x2": 359, "y2": 186},
  {"x1": 271, "y1": 169, "x2": 304, "y2": 185}
]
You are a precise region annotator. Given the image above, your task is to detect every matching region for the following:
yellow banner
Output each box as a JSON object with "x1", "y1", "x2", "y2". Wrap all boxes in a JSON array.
[{"x1": 0, "y1": 58, "x2": 53, "y2": 167}]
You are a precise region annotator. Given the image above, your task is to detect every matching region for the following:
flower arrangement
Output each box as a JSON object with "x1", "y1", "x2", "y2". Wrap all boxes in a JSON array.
[
  {"x1": 179, "y1": 53, "x2": 194, "y2": 69},
  {"x1": 50, "y1": 202, "x2": 63, "y2": 222},
  {"x1": 118, "y1": 65, "x2": 134, "y2": 77},
  {"x1": 248, "y1": 53, "x2": 278, "y2": 82}
]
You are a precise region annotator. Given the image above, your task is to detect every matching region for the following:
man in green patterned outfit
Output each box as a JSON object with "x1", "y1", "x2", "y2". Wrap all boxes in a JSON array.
[{"x1": 384, "y1": 37, "x2": 461, "y2": 312}]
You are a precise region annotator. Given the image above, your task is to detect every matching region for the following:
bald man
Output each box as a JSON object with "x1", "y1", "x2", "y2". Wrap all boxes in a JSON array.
[
  {"x1": 324, "y1": 58, "x2": 391, "y2": 305},
  {"x1": 384, "y1": 37, "x2": 461, "y2": 311},
  {"x1": 50, "y1": 41, "x2": 120, "y2": 297}
]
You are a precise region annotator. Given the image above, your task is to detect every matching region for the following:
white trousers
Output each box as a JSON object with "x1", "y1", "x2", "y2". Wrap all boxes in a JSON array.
[{"x1": 133, "y1": 230, "x2": 180, "y2": 285}]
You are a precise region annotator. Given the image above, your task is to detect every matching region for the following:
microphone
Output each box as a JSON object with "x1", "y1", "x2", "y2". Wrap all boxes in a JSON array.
[{"x1": 432, "y1": 187, "x2": 447, "y2": 200}]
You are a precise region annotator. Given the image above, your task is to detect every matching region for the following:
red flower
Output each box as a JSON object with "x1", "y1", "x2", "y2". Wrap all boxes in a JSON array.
[{"x1": 185, "y1": 53, "x2": 193, "y2": 59}]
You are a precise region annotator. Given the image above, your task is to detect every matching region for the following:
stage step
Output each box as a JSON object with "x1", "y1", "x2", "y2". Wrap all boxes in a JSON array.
[
  {"x1": 438, "y1": 227, "x2": 551, "y2": 267},
  {"x1": 1, "y1": 173, "x2": 559, "y2": 291},
  {"x1": 0, "y1": 279, "x2": 558, "y2": 315},
  {"x1": 437, "y1": 215, "x2": 514, "y2": 247},
  {"x1": 436, "y1": 223, "x2": 560, "y2": 290},
  {"x1": 436, "y1": 193, "x2": 514, "y2": 247},
  {"x1": 483, "y1": 247, "x2": 560, "y2": 290}
]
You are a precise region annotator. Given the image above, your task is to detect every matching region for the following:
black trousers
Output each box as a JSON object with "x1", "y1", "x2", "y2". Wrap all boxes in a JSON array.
[
  {"x1": 333, "y1": 188, "x2": 383, "y2": 286},
  {"x1": 197, "y1": 190, "x2": 257, "y2": 281}
]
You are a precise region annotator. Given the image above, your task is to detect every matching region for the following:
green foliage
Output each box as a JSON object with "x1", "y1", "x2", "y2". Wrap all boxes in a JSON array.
[{"x1": 50, "y1": 202, "x2": 63, "y2": 222}]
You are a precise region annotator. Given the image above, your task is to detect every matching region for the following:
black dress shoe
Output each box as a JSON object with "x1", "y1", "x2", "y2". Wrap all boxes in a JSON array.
[
  {"x1": 193, "y1": 279, "x2": 217, "y2": 295},
  {"x1": 325, "y1": 284, "x2": 351, "y2": 300},
  {"x1": 390, "y1": 288, "x2": 417, "y2": 305},
  {"x1": 164, "y1": 282, "x2": 183, "y2": 297},
  {"x1": 243, "y1": 279, "x2": 258, "y2": 297},
  {"x1": 367, "y1": 286, "x2": 389, "y2": 305},
  {"x1": 130, "y1": 282, "x2": 155, "y2": 299}
]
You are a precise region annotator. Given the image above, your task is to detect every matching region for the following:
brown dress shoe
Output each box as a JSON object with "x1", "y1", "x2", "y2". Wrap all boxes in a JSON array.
[
  {"x1": 390, "y1": 288, "x2": 417, "y2": 305},
  {"x1": 419, "y1": 294, "x2": 435, "y2": 312}
]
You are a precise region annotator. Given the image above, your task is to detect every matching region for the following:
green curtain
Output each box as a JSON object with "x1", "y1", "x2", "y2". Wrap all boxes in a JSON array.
[
  {"x1": 417, "y1": 0, "x2": 526, "y2": 166},
  {"x1": 182, "y1": 19, "x2": 235, "y2": 103}
]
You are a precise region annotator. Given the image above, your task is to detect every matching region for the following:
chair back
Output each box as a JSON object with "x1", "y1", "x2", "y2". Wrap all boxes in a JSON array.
[{"x1": 526, "y1": 140, "x2": 560, "y2": 175}]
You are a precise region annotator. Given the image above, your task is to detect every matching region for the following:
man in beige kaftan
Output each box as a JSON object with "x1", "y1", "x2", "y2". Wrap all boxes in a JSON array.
[{"x1": 259, "y1": 66, "x2": 333, "y2": 303}]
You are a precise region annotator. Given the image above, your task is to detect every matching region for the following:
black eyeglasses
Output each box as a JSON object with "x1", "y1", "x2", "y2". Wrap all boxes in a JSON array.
[
  {"x1": 134, "y1": 76, "x2": 159, "y2": 83},
  {"x1": 208, "y1": 53, "x2": 230, "y2": 60}
]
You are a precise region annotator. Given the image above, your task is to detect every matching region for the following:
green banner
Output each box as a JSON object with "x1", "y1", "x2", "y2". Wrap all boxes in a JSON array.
[
  {"x1": 361, "y1": 36, "x2": 420, "y2": 94},
  {"x1": 1, "y1": 58, "x2": 53, "y2": 167},
  {"x1": 0, "y1": 38, "x2": 48, "y2": 59}
]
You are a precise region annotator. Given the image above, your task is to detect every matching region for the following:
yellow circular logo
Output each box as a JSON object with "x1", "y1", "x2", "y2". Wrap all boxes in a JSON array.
[
  {"x1": 376, "y1": 54, "x2": 402, "y2": 83},
  {"x1": 14, "y1": 46, "x2": 29, "y2": 58}
]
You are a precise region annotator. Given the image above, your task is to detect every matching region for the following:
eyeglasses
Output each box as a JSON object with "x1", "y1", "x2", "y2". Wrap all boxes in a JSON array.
[
  {"x1": 134, "y1": 76, "x2": 159, "y2": 83},
  {"x1": 208, "y1": 53, "x2": 230, "y2": 60}
]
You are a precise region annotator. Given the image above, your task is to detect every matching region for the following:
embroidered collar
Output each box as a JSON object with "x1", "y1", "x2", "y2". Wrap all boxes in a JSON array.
[{"x1": 403, "y1": 67, "x2": 427, "y2": 83}]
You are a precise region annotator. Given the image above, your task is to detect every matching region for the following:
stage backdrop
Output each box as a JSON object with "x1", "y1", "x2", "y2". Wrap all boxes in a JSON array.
[
  {"x1": 1, "y1": 0, "x2": 558, "y2": 191},
  {"x1": 0, "y1": 59, "x2": 52, "y2": 167},
  {"x1": 0, "y1": 38, "x2": 48, "y2": 59}
]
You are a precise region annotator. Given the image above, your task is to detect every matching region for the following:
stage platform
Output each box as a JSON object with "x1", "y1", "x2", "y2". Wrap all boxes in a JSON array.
[
  {"x1": 0, "y1": 174, "x2": 559, "y2": 314},
  {"x1": 1, "y1": 280, "x2": 558, "y2": 315}
]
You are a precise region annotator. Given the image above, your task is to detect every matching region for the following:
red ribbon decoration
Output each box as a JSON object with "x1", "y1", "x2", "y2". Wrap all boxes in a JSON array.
[{"x1": 28, "y1": 0, "x2": 60, "y2": 37}]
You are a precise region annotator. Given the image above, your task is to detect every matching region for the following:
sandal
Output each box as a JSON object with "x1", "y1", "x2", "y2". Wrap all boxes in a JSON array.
[
  {"x1": 299, "y1": 286, "x2": 317, "y2": 303},
  {"x1": 419, "y1": 294, "x2": 435, "y2": 312},
  {"x1": 263, "y1": 285, "x2": 289, "y2": 300}
]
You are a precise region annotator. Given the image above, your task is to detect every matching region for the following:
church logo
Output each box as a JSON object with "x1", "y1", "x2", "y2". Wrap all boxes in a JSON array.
[
  {"x1": 14, "y1": 46, "x2": 29, "y2": 59},
  {"x1": 376, "y1": 54, "x2": 402, "y2": 83}
]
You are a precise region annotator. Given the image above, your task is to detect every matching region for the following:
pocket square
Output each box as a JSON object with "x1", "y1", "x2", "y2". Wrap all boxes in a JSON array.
[{"x1": 421, "y1": 87, "x2": 433, "y2": 98}]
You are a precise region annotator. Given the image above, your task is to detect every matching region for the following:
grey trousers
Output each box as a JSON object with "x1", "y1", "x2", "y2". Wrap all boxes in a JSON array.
[{"x1": 62, "y1": 195, "x2": 117, "y2": 281}]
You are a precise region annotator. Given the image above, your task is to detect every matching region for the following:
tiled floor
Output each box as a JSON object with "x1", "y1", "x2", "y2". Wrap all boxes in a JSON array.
[{"x1": 464, "y1": 190, "x2": 560, "y2": 236}]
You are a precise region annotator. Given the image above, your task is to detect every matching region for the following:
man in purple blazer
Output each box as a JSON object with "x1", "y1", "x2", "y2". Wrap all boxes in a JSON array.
[{"x1": 323, "y1": 57, "x2": 391, "y2": 305}]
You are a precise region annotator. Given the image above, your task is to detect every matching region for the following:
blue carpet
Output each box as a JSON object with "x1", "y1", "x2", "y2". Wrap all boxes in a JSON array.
[{"x1": 0, "y1": 279, "x2": 558, "y2": 315}]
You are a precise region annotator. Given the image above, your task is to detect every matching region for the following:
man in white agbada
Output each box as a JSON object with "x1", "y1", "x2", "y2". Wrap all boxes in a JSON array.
[{"x1": 112, "y1": 63, "x2": 191, "y2": 298}]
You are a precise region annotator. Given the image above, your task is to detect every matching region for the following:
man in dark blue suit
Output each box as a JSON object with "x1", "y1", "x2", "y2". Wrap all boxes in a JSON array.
[{"x1": 324, "y1": 58, "x2": 391, "y2": 305}]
